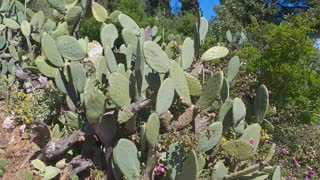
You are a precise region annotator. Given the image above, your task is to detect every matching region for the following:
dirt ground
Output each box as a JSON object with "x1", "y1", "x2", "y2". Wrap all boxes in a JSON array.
[{"x1": 0, "y1": 102, "x2": 34, "y2": 179}]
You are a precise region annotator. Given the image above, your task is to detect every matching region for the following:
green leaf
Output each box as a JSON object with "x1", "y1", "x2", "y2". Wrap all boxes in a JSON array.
[
  {"x1": 31, "y1": 159, "x2": 46, "y2": 173},
  {"x1": 44, "y1": 166, "x2": 61, "y2": 180},
  {"x1": 51, "y1": 124, "x2": 61, "y2": 141}
]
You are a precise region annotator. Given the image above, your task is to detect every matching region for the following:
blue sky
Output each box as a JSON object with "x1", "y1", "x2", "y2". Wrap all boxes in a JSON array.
[{"x1": 170, "y1": 0, "x2": 220, "y2": 19}]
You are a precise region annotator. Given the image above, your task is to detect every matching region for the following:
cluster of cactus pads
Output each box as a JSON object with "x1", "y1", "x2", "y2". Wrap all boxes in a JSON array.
[{"x1": 0, "y1": 0, "x2": 280, "y2": 179}]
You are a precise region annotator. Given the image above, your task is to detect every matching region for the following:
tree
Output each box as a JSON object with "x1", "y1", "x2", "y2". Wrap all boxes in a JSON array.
[
  {"x1": 212, "y1": 0, "x2": 277, "y2": 41},
  {"x1": 179, "y1": 0, "x2": 199, "y2": 15}
]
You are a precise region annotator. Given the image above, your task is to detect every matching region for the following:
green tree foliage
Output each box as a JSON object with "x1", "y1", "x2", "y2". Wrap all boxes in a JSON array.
[
  {"x1": 212, "y1": 0, "x2": 276, "y2": 41},
  {"x1": 238, "y1": 18, "x2": 320, "y2": 123},
  {"x1": 115, "y1": 0, "x2": 154, "y2": 27},
  {"x1": 179, "y1": 0, "x2": 200, "y2": 15}
]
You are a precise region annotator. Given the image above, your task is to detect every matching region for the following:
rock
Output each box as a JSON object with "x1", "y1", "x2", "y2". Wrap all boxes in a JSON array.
[
  {"x1": 56, "y1": 158, "x2": 67, "y2": 169},
  {"x1": 2, "y1": 116, "x2": 15, "y2": 130}
]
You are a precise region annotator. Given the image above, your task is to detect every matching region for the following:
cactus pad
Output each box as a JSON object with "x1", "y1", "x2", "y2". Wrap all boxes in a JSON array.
[
  {"x1": 254, "y1": 85, "x2": 269, "y2": 123},
  {"x1": 220, "y1": 77, "x2": 229, "y2": 102},
  {"x1": 226, "y1": 56, "x2": 240, "y2": 82},
  {"x1": 176, "y1": 150, "x2": 198, "y2": 180},
  {"x1": 222, "y1": 139, "x2": 254, "y2": 161},
  {"x1": 181, "y1": 37, "x2": 194, "y2": 70},
  {"x1": 118, "y1": 106, "x2": 134, "y2": 124},
  {"x1": 169, "y1": 61, "x2": 191, "y2": 105},
  {"x1": 185, "y1": 73, "x2": 202, "y2": 96},
  {"x1": 199, "y1": 122, "x2": 223, "y2": 152},
  {"x1": 211, "y1": 161, "x2": 228, "y2": 180},
  {"x1": 100, "y1": 23, "x2": 118, "y2": 48},
  {"x1": 232, "y1": 97, "x2": 246, "y2": 126},
  {"x1": 56, "y1": 35, "x2": 86, "y2": 60},
  {"x1": 197, "y1": 71, "x2": 223, "y2": 110},
  {"x1": 108, "y1": 72, "x2": 131, "y2": 107},
  {"x1": 201, "y1": 46, "x2": 229, "y2": 61},
  {"x1": 143, "y1": 41, "x2": 170, "y2": 73},
  {"x1": 85, "y1": 89, "x2": 105, "y2": 124},
  {"x1": 113, "y1": 139, "x2": 140, "y2": 179},
  {"x1": 69, "y1": 63, "x2": 86, "y2": 93},
  {"x1": 65, "y1": 6, "x2": 83, "y2": 25},
  {"x1": 3, "y1": 18, "x2": 20, "y2": 30},
  {"x1": 118, "y1": 14, "x2": 140, "y2": 34},
  {"x1": 35, "y1": 56, "x2": 57, "y2": 78},
  {"x1": 145, "y1": 113, "x2": 160, "y2": 146},
  {"x1": 48, "y1": 0, "x2": 65, "y2": 13},
  {"x1": 91, "y1": 2, "x2": 108, "y2": 22},
  {"x1": 156, "y1": 78, "x2": 175, "y2": 115},
  {"x1": 21, "y1": 20, "x2": 31, "y2": 37},
  {"x1": 240, "y1": 123, "x2": 261, "y2": 152},
  {"x1": 42, "y1": 33, "x2": 64, "y2": 67}
]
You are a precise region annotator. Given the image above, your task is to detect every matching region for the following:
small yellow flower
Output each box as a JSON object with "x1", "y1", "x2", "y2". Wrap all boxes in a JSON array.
[
  {"x1": 221, "y1": 137, "x2": 227, "y2": 142},
  {"x1": 24, "y1": 118, "x2": 31, "y2": 124}
]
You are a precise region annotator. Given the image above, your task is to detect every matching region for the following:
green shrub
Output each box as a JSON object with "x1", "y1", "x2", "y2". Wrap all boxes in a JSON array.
[
  {"x1": 238, "y1": 20, "x2": 320, "y2": 123},
  {"x1": 78, "y1": 17, "x2": 102, "y2": 41}
]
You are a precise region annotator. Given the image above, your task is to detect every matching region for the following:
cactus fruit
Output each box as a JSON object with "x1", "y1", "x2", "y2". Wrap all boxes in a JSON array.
[
  {"x1": 221, "y1": 139, "x2": 254, "y2": 161},
  {"x1": 226, "y1": 56, "x2": 240, "y2": 82},
  {"x1": 113, "y1": 139, "x2": 140, "y2": 179},
  {"x1": 176, "y1": 150, "x2": 198, "y2": 180},
  {"x1": 145, "y1": 113, "x2": 160, "y2": 146},
  {"x1": 181, "y1": 37, "x2": 194, "y2": 70},
  {"x1": 254, "y1": 85, "x2": 269, "y2": 123},
  {"x1": 156, "y1": 78, "x2": 175, "y2": 115},
  {"x1": 56, "y1": 35, "x2": 86, "y2": 61},
  {"x1": 199, "y1": 122, "x2": 223, "y2": 152},
  {"x1": 143, "y1": 41, "x2": 170, "y2": 73},
  {"x1": 201, "y1": 46, "x2": 229, "y2": 61},
  {"x1": 169, "y1": 60, "x2": 191, "y2": 105},
  {"x1": 91, "y1": 2, "x2": 108, "y2": 23},
  {"x1": 197, "y1": 71, "x2": 224, "y2": 110}
]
